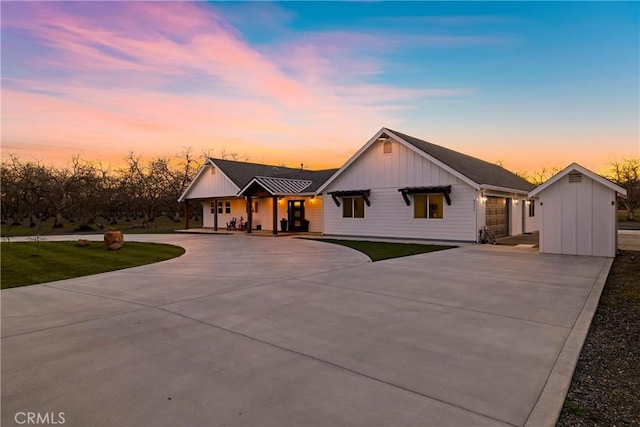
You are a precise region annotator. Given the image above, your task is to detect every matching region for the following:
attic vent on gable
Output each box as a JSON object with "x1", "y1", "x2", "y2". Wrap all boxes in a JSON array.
[
  {"x1": 383, "y1": 140, "x2": 392, "y2": 154},
  {"x1": 210, "y1": 166, "x2": 216, "y2": 174},
  {"x1": 568, "y1": 172, "x2": 582, "y2": 183},
  {"x1": 378, "y1": 133, "x2": 392, "y2": 154}
]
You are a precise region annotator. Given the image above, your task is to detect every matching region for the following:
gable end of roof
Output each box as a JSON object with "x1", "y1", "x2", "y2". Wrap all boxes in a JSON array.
[{"x1": 529, "y1": 163, "x2": 627, "y2": 197}]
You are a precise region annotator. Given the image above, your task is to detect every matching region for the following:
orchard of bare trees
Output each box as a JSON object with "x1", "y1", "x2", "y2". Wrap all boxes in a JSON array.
[
  {"x1": 2, "y1": 152, "x2": 639, "y2": 232},
  {"x1": 1, "y1": 150, "x2": 204, "y2": 231}
]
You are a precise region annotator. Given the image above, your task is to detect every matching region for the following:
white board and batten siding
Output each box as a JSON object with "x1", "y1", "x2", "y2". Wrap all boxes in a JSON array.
[
  {"x1": 322, "y1": 139, "x2": 478, "y2": 241},
  {"x1": 535, "y1": 171, "x2": 619, "y2": 257},
  {"x1": 185, "y1": 165, "x2": 240, "y2": 200},
  {"x1": 525, "y1": 203, "x2": 539, "y2": 233}
]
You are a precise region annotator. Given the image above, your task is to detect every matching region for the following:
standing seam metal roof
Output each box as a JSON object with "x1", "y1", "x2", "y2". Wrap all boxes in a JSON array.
[{"x1": 249, "y1": 176, "x2": 313, "y2": 195}]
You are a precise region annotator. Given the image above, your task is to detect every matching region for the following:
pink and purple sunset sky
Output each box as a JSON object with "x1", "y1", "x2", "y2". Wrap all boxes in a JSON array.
[{"x1": 1, "y1": 1, "x2": 638, "y2": 173}]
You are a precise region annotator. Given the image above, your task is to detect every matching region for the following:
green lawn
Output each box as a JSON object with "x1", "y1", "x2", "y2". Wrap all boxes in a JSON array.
[
  {"x1": 307, "y1": 238, "x2": 456, "y2": 262},
  {"x1": 0, "y1": 215, "x2": 202, "y2": 237},
  {"x1": 1, "y1": 241, "x2": 185, "y2": 289}
]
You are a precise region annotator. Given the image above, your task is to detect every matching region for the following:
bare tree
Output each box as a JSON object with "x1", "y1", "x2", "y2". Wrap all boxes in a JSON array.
[
  {"x1": 2, "y1": 155, "x2": 49, "y2": 226},
  {"x1": 608, "y1": 157, "x2": 640, "y2": 221},
  {"x1": 1, "y1": 159, "x2": 19, "y2": 223},
  {"x1": 97, "y1": 164, "x2": 127, "y2": 226},
  {"x1": 517, "y1": 166, "x2": 561, "y2": 186},
  {"x1": 120, "y1": 152, "x2": 168, "y2": 225},
  {"x1": 219, "y1": 149, "x2": 250, "y2": 162},
  {"x1": 167, "y1": 149, "x2": 201, "y2": 222},
  {"x1": 41, "y1": 156, "x2": 103, "y2": 229}
]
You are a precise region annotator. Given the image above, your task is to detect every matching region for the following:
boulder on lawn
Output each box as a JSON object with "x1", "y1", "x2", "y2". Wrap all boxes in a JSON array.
[
  {"x1": 75, "y1": 239, "x2": 91, "y2": 247},
  {"x1": 104, "y1": 229, "x2": 124, "y2": 249},
  {"x1": 108, "y1": 242, "x2": 123, "y2": 251}
]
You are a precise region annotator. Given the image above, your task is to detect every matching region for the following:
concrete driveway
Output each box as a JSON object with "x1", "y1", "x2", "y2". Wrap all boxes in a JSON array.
[{"x1": 1, "y1": 234, "x2": 612, "y2": 427}]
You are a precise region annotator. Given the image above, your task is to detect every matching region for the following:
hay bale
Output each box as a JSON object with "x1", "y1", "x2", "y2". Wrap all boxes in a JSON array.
[
  {"x1": 75, "y1": 239, "x2": 91, "y2": 247},
  {"x1": 108, "y1": 242, "x2": 123, "y2": 251},
  {"x1": 104, "y1": 229, "x2": 124, "y2": 248}
]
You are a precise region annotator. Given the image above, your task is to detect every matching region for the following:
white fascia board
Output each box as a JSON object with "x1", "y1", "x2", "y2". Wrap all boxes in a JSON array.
[
  {"x1": 480, "y1": 184, "x2": 531, "y2": 196},
  {"x1": 315, "y1": 128, "x2": 387, "y2": 194},
  {"x1": 237, "y1": 177, "x2": 265, "y2": 196},
  {"x1": 177, "y1": 159, "x2": 215, "y2": 202},
  {"x1": 178, "y1": 158, "x2": 241, "y2": 202},
  {"x1": 209, "y1": 159, "x2": 242, "y2": 194},
  {"x1": 529, "y1": 162, "x2": 627, "y2": 197}
]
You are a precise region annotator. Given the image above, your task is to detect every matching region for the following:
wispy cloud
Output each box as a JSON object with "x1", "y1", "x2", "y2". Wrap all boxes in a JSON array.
[
  {"x1": 366, "y1": 15, "x2": 518, "y2": 26},
  {"x1": 1, "y1": 1, "x2": 474, "y2": 167}
]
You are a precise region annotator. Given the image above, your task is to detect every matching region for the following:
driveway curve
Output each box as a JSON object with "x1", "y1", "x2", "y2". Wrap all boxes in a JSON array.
[{"x1": 1, "y1": 234, "x2": 611, "y2": 427}]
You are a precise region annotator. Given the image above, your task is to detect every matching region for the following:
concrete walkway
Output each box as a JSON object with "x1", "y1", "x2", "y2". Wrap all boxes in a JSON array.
[{"x1": 1, "y1": 234, "x2": 612, "y2": 427}]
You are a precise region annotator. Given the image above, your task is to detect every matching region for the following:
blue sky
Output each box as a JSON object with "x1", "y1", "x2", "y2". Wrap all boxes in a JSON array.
[{"x1": 2, "y1": 1, "x2": 638, "y2": 173}]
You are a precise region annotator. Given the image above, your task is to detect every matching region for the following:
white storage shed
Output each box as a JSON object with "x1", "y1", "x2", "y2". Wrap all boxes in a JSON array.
[{"x1": 528, "y1": 163, "x2": 627, "y2": 257}]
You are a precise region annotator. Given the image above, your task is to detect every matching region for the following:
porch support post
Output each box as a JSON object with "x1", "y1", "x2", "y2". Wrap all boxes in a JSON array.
[
  {"x1": 184, "y1": 200, "x2": 189, "y2": 230},
  {"x1": 246, "y1": 195, "x2": 252, "y2": 234},
  {"x1": 272, "y1": 196, "x2": 278, "y2": 235},
  {"x1": 213, "y1": 198, "x2": 218, "y2": 231}
]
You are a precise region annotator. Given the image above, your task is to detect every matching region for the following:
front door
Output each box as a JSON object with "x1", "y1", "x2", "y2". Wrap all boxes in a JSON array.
[{"x1": 288, "y1": 200, "x2": 306, "y2": 231}]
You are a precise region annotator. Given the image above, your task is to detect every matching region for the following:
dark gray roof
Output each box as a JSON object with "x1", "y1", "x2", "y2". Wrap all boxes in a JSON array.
[
  {"x1": 387, "y1": 129, "x2": 535, "y2": 192},
  {"x1": 210, "y1": 158, "x2": 338, "y2": 194}
]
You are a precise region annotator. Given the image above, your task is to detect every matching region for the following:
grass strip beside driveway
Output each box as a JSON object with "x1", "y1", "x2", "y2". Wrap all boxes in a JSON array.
[
  {"x1": 1, "y1": 241, "x2": 185, "y2": 289},
  {"x1": 306, "y1": 238, "x2": 456, "y2": 262}
]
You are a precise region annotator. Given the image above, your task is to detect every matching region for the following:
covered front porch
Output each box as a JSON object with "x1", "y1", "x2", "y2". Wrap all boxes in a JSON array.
[
  {"x1": 234, "y1": 176, "x2": 324, "y2": 235},
  {"x1": 188, "y1": 191, "x2": 323, "y2": 235}
]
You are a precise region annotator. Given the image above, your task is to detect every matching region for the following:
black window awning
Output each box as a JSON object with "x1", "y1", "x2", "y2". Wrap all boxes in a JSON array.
[
  {"x1": 327, "y1": 190, "x2": 371, "y2": 207},
  {"x1": 398, "y1": 185, "x2": 452, "y2": 206}
]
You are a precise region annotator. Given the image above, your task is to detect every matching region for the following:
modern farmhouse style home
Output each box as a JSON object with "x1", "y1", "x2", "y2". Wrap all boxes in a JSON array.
[
  {"x1": 179, "y1": 128, "x2": 538, "y2": 242},
  {"x1": 317, "y1": 128, "x2": 537, "y2": 241}
]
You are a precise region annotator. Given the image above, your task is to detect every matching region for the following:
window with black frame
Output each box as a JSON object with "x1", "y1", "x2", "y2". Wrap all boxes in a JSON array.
[
  {"x1": 342, "y1": 196, "x2": 365, "y2": 218},
  {"x1": 414, "y1": 194, "x2": 444, "y2": 219}
]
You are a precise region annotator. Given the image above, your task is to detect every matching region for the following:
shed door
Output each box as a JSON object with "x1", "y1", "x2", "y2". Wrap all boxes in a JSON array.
[{"x1": 486, "y1": 197, "x2": 509, "y2": 237}]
